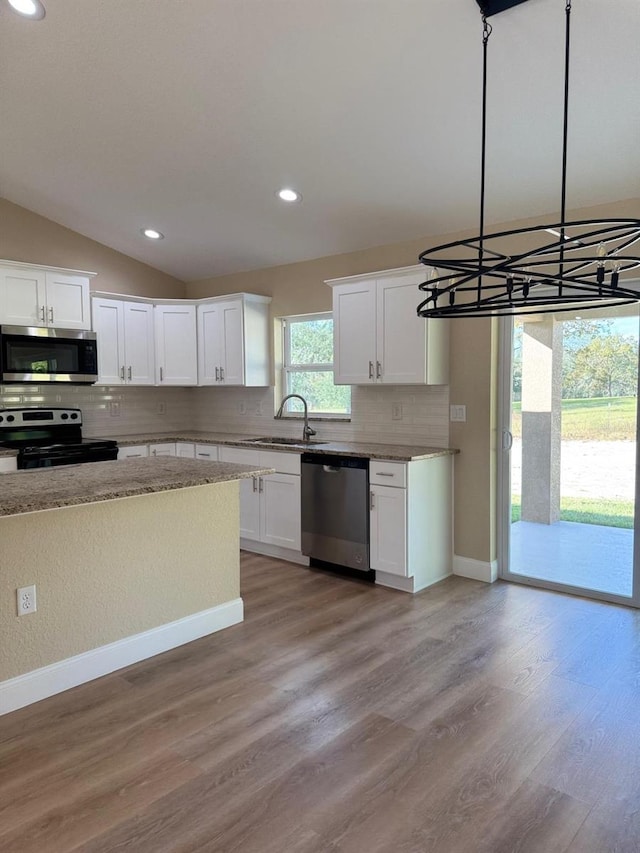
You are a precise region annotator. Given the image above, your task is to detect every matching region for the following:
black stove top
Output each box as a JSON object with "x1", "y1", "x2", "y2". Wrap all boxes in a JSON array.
[{"x1": 0, "y1": 407, "x2": 118, "y2": 468}]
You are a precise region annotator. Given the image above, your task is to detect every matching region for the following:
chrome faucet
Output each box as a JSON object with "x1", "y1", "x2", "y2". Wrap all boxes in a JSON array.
[{"x1": 275, "y1": 394, "x2": 317, "y2": 442}]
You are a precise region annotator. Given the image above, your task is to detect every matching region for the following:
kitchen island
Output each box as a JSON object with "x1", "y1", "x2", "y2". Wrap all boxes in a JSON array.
[{"x1": 0, "y1": 457, "x2": 273, "y2": 714}]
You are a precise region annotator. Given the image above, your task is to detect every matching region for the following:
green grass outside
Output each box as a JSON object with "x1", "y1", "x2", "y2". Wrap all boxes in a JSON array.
[
  {"x1": 511, "y1": 494, "x2": 634, "y2": 529},
  {"x1": 512, "y1": 396, "x2": 637, "y2": 441}
]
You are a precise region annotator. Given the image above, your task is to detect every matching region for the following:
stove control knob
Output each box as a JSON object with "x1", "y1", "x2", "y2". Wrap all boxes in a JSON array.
[
  {"x1": 61, "y1": 413, "x2": 68, "y2": 420},
  {"x1": 0, "y1": 416, "x2": 3, "y2": 423},
  {"x1": 6, "y1": 415, "x2": 15, "y2": 422},
  {"x1": 70, "y1": 412, "x2": 79, "y2": 420}
]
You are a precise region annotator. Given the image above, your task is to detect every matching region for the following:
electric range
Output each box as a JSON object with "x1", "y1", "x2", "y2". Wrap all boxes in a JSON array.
[{"x1": 0, "y1": 407, "x2": 118, "y2": 469}]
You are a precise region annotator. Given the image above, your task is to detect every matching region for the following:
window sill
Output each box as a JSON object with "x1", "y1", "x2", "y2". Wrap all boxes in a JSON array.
[{"x1": 275, "y1": 414, "x2": 351, "y2": 423}]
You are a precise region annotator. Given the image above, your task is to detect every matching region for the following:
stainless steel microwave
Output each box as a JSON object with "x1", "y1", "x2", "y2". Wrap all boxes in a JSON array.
[{"x1": 0, "y1": 325, "x2": 98, "y2": 384}]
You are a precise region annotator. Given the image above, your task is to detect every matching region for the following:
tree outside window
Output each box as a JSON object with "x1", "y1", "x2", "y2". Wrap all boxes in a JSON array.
[{"x1": 282, "y1": 314, "x2": 351, "y2": 416}]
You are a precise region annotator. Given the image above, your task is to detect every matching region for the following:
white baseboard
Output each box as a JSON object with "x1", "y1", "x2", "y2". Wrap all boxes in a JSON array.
[
  {"x1": 453, "y1": 555, "x2": 498, "y2": 583},
  {"x1": 0, "y1": 598, "x2": 244, "y2": 717},
  {"x1": 375, "y1": 569, "x2": 452, "y2": 594},
  {"x1": 240, "y1": 539, "x2": 310, "y2": 566}
]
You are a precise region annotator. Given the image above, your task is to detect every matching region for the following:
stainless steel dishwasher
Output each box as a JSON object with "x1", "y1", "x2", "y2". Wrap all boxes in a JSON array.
[{"x1": 301, "y1": 453, "x2": 369, "y2": 571}]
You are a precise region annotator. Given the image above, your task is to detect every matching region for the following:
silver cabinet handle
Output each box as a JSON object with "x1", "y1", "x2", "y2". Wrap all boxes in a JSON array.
[
  {"x1": 49, "y1": 306, "x2": 54, "y2": 324},
  {"x1": 376, "y1": 361, "x2": 382, "y2": 379},
  {"x1": 220, "y1": 366, "x2": 224, "y2": 381},
  {"x1": 252, "y1": 476, "x2": 257, "y2": 492},
  {"x1": 258, "y1": 477, "x2": 264, "y2": 493},
  {"x1": 215, "y1": 367, "x2": 219, "y2": 381},
  {"x1": 40, "y1": 305, "x2": 46, "y2": 323},
  {"x1": 376, "y1": 471, "x2": 395, "y2": 477},
  {"x1": 120, "y1": 366, "x2": 125, "y2": 381},
  {"x1": 370, "y1": 491, "x2": 375, "y2": 510},
  {"x1": 128, "y1": 366, "x2": 132, "y2": 380},
  {"x1": 368, "y1": 360, "x2": 374, "y2": 379},
  {"x1": 152, "y1": 449, "x2": 157, "y2": 456},
  {"x1": 159, "y1": 366, "x2": 163, "y2": 382},
  {"x1": 197, "y1": 452, "x2": 209, "y2": 458}
]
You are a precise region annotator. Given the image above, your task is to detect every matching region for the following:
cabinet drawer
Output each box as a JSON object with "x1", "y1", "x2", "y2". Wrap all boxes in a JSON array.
[
  {"x1": 369, "y1": 460, "x2": 407, "y2": 488},
  {"x1": 176, "y1": 442, "x2": 196, "y2": 458},
  {"x1": 219, "y1": 446, "x2": 260, "y2": 465},
  {"x1": 118, "y1": 445, "x2": 149, "y2": 460},
  {"x1": 195, "y1": 444, "x2": 219, "y2": 461},
  {"x1": 258, "y1": 450, "x2": 300, "y2": 475}
]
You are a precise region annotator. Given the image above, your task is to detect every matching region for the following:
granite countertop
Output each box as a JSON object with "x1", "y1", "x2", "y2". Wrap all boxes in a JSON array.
[
  {"x1": 108, "y1": 431, "x2": 458, "y2": 462},
  {"x1": 0, "y1": 457, "x2": 274, "y2": 517}
]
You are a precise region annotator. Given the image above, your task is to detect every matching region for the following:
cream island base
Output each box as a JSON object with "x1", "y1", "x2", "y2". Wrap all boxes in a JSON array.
[{"x1": 0, "y1": 457, "x2": 272, "y2": 715}]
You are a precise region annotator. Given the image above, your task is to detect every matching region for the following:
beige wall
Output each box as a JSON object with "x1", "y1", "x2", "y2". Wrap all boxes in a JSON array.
[
  {"x1": 0, "y1": 483, "x2": 239, "y2": 681},
  {"x1": 0, "y1": 198, "x2": 185, "y2": 299},
  {"x1": 186, "y1": 197, "x2": 640, "y2": 566}
]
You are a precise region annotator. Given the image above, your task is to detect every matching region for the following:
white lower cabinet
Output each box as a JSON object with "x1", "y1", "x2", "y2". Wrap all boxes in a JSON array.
[
  {"x1": 370, "y1": 483, "x2": 407, "y2": 576},
  {"x1": 371, "y1": 456, "x2": 453, "y2": 593},
  {"x1": 219, "y1": 446, "x2": 303, "y2": 558},
  {"x1": 176, "y1": 442, "x2": 196, "y2": 458},
  {"x1": 118, "y1": 445, "x2": 150, "y2": 460},
  {"x1": 149, "y1": 442, "x2": 176, "y2": 457},
  {"x1": 0, "y1": 456, "x2": 18, "y2": 473},
  {"x1": 194, "y1": 444, "x2": 218, "y2": 460}
]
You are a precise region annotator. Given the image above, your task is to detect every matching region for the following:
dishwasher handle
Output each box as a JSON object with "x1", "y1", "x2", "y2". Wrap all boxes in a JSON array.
[{"x1": 323, "y1": 465, "x2": 341, "y2": 473}]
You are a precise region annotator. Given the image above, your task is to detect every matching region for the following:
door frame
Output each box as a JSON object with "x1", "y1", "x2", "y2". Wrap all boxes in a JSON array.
[{"x1": 497, "y1": 310, "x2": 640, "y2": 608}]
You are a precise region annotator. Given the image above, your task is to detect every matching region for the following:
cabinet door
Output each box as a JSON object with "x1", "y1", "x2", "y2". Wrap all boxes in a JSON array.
[
  {"x1": 92, "y1": 298, "x2": 125, "y2": 385},
  {"x1": 219, "y1": 299, "x2": 244, "y2": 385},
  {"x1": 332, "y1": 281, "x2": 377, "y2": 384},
  {"x1": 0, "y1": 266, "x2": 46, "y2": 326},
  {"x1": 376, "y1": 273, "x2": 427, "y2": 384},
  {"x1": 149, "y1": 442, "x2": 176, "y2": 457},
  {"x1": 45, "y1": 272, "x2": 91, "y2": 330},
  {"x1": 0, "y1": 456, "x2": 18, "y2": 473},
  {"x1": 155, "y1": 304, "x2": 197, "y2": 385},
  {"x1": 123, "y1": 302, "x2": 155, "y2": 385},
  {"x1": 370, "y1": 484, "x2": 407, "y2": 576},
  {"x1": 260, "y1": 473, "x2": 301, "y2": 550},
  {"x1": 240, "y1": 477, "x2": 261, "y2": 540},
  {"x1": 197, "y1": 302, "x2": 223, "y2": 386},
  {"x1": 176, "y1": 442, "x2": 196, "y2": 458}
]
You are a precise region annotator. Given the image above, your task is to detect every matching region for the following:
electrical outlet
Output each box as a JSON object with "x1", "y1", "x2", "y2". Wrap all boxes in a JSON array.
[
  {"x1": 17, "y1": 585, "x2": 37, "y2": 616},
  {"x1": 254, "y1": 401, "x2": 263, "y2": 415},
  {"x1": 450, "y1": 404, "x2": 467, "y2": 423},
  {"x1": 239, "y1": 401, "x2": 247, "y2": 415},
  {"x1": 110, "y1": 401, "x2": 121, "y2": 417},
  {"x1": 392, "y1": 402, "x2": 403, "y2": 421},
  {"x1": 157, "y1": 402, "x2": 166, "y2": 415}
]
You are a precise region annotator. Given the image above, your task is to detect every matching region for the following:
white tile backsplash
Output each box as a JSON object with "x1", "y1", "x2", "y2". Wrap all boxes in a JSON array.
[
  {"x1": 193, "y1": 384, "x2": 450, "y2": 447},
  {"x1": 0, "y1": 383, "x2": 449, "y2": 447},
  {"x1": 0, "y1": 385, "x2": 195, "y2": 437}
]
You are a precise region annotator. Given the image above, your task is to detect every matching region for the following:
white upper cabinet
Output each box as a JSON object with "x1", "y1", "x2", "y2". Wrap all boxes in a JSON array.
[
  {"x1": 155, "y1": 303, "x2": 198, "y2": 385},
  {"x1": 197, "y1": 294, "x2": 271, "y2": 387},
  {"x1": 0, "y1": 261, "x2": 92, "y2": 330},
  {"x1": 92, "y1": 297, "x2": 155, "y2": 385},
  {"x1": 328, "y1": 265, "x2": 449, "y2": 386}
]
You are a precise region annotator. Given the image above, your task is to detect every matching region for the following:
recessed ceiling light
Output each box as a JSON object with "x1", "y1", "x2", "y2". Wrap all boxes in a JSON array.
[
  {"x1": 8, "y1": 0, "x2": 46, "y2": 20},
  {"x1": 142, "y1": 228, "x2": 164, "y2": 240},
  {"x1": 277, "y1": 188, "x2": 302, "y2": 203}
]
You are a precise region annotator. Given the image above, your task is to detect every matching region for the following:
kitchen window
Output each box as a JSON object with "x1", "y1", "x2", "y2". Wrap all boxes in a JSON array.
[{"x1": 281, "y1": 313, "x2": 351, "y2": 417}]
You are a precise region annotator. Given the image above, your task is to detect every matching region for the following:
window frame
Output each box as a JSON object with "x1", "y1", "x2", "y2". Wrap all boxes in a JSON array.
[{"x1": 281, "y1": 312, "x2": 351, "y2": 419}]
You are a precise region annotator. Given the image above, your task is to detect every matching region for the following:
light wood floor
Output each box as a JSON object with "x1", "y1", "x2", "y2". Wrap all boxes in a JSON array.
[{"x1": 2, "y1": 553, "x2": 640, "y2": 852}]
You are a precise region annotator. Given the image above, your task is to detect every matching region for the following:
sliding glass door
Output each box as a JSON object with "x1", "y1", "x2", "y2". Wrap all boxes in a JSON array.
[{"x1": 498, "y1": 305, "x2": 640, "y2": 606}]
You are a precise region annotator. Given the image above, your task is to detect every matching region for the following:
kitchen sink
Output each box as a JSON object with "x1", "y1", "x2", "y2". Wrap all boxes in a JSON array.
[{"x1": 240, "y1": 437, "x2": 328, "y2": 446}]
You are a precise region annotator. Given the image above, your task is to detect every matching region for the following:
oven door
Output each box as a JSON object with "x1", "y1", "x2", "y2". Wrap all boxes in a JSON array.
[
  {"x1": 19, "y1": 445, "x2": 118, "y2": 469},
  {"x1": 0, "y1": 326, "x2": 98, "y2": 384}
]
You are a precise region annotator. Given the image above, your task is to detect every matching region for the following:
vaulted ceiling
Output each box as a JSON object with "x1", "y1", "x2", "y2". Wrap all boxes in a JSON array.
[{"x1": 1, "y1": 0, "x2": 638, "y2": 281}]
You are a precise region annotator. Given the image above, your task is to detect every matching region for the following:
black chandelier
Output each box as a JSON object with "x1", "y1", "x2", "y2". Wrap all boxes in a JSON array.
[{"x1": 417, "y1": 0, "x2": 640, "y2": 319}]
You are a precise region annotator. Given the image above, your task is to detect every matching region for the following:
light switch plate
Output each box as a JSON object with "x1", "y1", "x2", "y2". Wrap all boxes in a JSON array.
[
  {"x1": 450, "y1": 404, "x2": 467, "y2": 423},
  {"x1": 392, "y1": 402, "x2": 403, "y2": 421}
]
